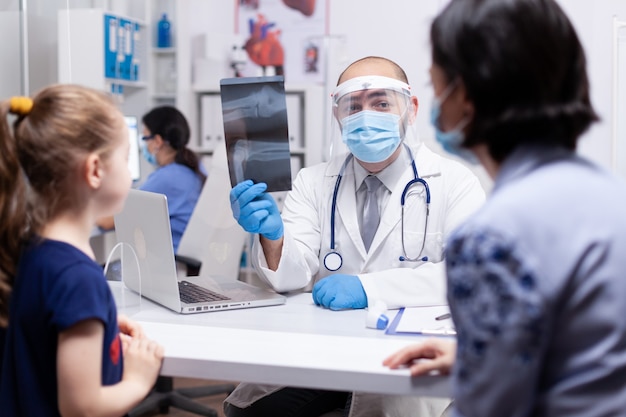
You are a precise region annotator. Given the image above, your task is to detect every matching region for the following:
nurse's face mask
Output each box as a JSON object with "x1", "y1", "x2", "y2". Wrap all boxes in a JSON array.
[
  {"x1": 332, "y1": 76, "x2": 412, "y2": 163},
  {"x1": 141, "y1": 133, "x2": 159, "y2": 166}
]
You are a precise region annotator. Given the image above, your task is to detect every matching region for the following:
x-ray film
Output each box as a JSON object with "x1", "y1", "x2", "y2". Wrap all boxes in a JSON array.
[{"x1": 220, "y1": 76, "x2": 292, "y2": 192}]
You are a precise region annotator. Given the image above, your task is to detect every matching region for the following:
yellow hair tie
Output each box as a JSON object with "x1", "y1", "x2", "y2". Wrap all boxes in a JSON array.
[{"x1": 9, "y1": 97, "x2": 34, "y2": 116}]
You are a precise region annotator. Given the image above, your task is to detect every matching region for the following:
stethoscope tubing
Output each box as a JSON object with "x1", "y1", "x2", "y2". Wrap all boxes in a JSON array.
[
  {"x1": 324, "y1": 144, "x2": 430, "y2": 271},
  {"x1": 329, "y1": 155, "x2": 352, "y2": 250}
]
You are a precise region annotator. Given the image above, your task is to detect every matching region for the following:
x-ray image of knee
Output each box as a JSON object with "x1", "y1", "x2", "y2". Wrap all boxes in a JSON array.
[{"x1": 221, "y1": 76, "x2": 292, "y2": 192}]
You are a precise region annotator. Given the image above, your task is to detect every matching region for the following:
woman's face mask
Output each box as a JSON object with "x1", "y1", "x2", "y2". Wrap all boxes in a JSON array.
[
  {"x1": 430, "y1": 82, "x2": 477, "y2": 164},
  {"x1": 141, "y1": 142, "x2": 158, "y2": 166},
  {"x1": 341, "y1": 110, "x2": 402, "y2": 163}
]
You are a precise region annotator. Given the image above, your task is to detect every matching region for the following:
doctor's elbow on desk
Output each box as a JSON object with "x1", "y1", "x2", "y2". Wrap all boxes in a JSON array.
[{"x1": 252, "y1": 269, "x2": 308, "y2": 294}]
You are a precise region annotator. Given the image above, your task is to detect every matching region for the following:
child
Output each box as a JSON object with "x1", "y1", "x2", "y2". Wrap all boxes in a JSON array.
[{"x1": 0, "y1": 85, "x2": 164, "y2": 416}]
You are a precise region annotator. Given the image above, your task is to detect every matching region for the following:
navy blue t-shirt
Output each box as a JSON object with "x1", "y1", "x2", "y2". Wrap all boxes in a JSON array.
[
  {"x1": 0, "y1": 239, "x2": 123, "y2": 416},
  {"x1": 0, "y1": 326, "x2": 5, "y2": 376}
]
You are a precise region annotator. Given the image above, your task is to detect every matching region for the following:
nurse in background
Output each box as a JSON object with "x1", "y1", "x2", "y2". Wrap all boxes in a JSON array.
[
  {"x1": 97, "y1": 106, "x2": 205, "y2": 253},
  {"x1": 384, "y1": 1, "x2": 626, "y2": 416}
]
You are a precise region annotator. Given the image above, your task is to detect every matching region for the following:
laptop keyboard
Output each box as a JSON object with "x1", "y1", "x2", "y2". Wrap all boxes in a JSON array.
[{"x1": 178, "y1": 280, "x2": 231, "y2": 304}]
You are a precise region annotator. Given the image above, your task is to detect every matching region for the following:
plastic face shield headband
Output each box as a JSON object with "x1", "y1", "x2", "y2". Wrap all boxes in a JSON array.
[{"x1": 332, "y1": 76, "x2": 411, "y2": 120}]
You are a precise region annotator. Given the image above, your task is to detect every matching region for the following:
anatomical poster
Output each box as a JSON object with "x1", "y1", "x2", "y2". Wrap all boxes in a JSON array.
[{"x1": 236, "y1": 0, "x2": 327, "y2": 84}]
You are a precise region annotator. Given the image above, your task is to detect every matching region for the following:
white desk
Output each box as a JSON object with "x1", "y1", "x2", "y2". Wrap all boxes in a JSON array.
[{"x1": 110, "y1": 281, "x2": 451, "y2": 398}]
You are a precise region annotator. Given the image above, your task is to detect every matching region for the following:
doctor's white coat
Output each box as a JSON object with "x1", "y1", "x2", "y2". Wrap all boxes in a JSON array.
[
  {"x1": 252, "y1": 142, "x2": 485, "y2": 308},
  {"x1": 225, "y1": 143, "x2": 485, "y2": 417}
]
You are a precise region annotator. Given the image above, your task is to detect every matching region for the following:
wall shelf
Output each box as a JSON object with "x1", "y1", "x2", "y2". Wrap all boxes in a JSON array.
[
  {"x1": 105, "y1": 79, "x2": 147, "y2": 88},
  {"x1": 153, "y1": 46, "x2": 176, "y2": 54},
  {"x1": 58, "y1": 9, "x2": 147, "y2": 89},
  {"x1": 152, "y1": 92, "x2": 176, "y2": 99}
]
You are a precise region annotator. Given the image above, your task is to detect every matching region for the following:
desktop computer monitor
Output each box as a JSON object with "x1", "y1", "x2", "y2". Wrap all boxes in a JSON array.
[{"x1": 124, "y1": 116, "x2": 141, "y2": 181}]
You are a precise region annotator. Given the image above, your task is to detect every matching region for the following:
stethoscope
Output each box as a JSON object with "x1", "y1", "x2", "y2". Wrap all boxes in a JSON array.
[{"x1": 323, "y1": 144, "x2": 431, "y2": 271}]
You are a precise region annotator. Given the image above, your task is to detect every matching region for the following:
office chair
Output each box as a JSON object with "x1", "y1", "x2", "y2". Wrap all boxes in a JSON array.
[
  {"x1": 129, "y1": 377, "x2": 235, "y2": 417},
  {"x1": 319, "y1": 411, "x2": 343, "y2": 417},
  {"x1": 131, "y1": 143, "x2": 244, "y2": 417},
  {"x1": 175, "y1": 141, "x2": 247, "y2": 281}
]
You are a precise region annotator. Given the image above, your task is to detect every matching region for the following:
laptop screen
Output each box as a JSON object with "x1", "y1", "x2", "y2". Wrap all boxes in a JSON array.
[
  {"x1": 124, "y1": 116, "x2": 141, "y2": 181},
  {"x1": 114, "y1": 189, "x2": 286, "y2": 314}
]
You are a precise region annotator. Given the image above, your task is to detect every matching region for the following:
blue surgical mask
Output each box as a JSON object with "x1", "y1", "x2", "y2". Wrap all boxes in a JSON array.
[
  {"x1": 341, "y1": 110, "x2": 402, "y2": 163},
  {"x1": 430, "y1": 86, "x2": 477, "y2": 164},
  {"x1": 141, "y1": 143, "x2": 158, "y2": 166}
]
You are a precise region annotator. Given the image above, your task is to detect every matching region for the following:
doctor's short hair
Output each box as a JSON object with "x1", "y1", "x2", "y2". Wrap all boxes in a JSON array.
[
  {"x1": 336, "y1": 56, "x2": 409, "y2": 85},
  {"x1": 430, "y1": 0, "x2": 598, "y2": 163}
]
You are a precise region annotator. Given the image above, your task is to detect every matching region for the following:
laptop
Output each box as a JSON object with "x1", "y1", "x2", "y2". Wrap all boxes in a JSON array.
[{"x1": 113, "y1": 189, "x2": 286, "y2": 314}]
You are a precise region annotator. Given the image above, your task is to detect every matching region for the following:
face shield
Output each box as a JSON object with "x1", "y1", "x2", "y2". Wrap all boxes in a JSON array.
[{"x1": 329, "y1": 75, "x2": 418, "y2": 163}]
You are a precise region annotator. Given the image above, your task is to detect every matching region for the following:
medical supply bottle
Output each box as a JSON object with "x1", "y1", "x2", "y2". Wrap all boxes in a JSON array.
[{"x1": 157, "y1": 13, "x2": 171, "y2": 48}]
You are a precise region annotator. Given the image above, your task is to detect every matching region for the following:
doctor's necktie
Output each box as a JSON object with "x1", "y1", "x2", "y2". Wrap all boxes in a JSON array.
[{"x1": 361, "y1": 175, "x2": 382, "y2": 252}]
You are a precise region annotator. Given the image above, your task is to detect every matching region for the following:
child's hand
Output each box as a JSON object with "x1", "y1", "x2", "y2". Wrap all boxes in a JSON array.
[
  {"x1": 122, "y1": 337, "x2": 164, "y2": 390},
  {"x1": 118, "y1": 314, "x2": 145, "y2": 339}
]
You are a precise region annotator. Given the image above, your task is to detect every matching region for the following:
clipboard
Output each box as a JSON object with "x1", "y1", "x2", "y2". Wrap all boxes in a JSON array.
[{"x1": 385, "y1": 306, "x2": 456, "y2": 337}]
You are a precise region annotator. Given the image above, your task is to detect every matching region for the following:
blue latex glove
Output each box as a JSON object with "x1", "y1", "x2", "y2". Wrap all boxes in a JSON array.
[
  {"x1": 230, "y1": 180, "x2": 284, "y2": 240},
  {"x1": 312, "y1": 274, "x2": 368, "y2": 310}
]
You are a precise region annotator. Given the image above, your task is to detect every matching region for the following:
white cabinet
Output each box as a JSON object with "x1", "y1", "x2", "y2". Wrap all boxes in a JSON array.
[
  {"x1": 146, "y1": 0, "x2": 178, "y2": 107},
  {"x1": 285, "y1": 92, "x2": 305, "y2": 151},
  {"x1": 58, "y1": 9, "x2": 147, "y2": 92},
  {"x1": 57, "y1": 8, "x2": 150, "y2": 119},
  {"x1": 150, "y1": 47, "x2": 177, "y2": 103},
  {"x1": 198, "y1": 93, "x2": 225, "y2": 152}
]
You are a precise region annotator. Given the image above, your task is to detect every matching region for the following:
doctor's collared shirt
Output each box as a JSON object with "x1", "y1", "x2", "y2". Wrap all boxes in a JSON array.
[
  {"x1": 353, "y1": 148, "x2": 409, "y2": 235},
  {"x1": 252, "y1": 141, "x2": 486, "y2": 306}
]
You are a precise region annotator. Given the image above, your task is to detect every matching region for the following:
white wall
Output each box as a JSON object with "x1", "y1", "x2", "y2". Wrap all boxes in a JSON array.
[
  {"x1": 327, "y1": 0, "x2": 444, "y2": 146},
  {"x1": 0, "y1": 9, "x2": 23, "y2": 98},
  {"x1": 328, "y1": 0, "x2": 626, "y2": 187},
  {"x1": 5, "y1": 0, "x2": 626, "y2": 185},
  {"x1": 559, "y1": 0, "x2": 626, "y2": 173},
  {"x1": 336, "y1": 0, "x2": 626, "y2": 178},
  {"x1": 179, "y1": 0, "x2": 626, "y2": 189}
]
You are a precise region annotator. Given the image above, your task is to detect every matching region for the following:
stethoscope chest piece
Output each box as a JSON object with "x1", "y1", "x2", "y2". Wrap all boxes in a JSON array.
[{"x1": 323, "y1": 251, "x2": 343, "y2": 271}]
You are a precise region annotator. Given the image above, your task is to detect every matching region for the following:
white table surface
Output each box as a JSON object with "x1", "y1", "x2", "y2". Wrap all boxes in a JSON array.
[{"x1": 110, "y1": 280, "x2": 451, "y2": 397}]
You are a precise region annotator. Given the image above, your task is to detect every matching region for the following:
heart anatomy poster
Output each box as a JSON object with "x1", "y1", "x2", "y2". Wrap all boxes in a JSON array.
[{"x1": 236, "y1": 0, "x2": 327, "y2": 83}]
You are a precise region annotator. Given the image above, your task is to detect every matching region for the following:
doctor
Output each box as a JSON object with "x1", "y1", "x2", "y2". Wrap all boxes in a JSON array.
[
  {"x1": 225, "y1": 56, "x2": 485, "y2": 417},
  {"x1": 230, "y1": 56, "x2": 485, "y2": 309}
]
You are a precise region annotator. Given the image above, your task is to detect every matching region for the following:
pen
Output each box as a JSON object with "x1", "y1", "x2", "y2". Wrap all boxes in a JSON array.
[
  {"x1": 435, "y1": 312, "x2": 451, "y2": 321},
  {"x1": 420, "y1": 327, "x2": 457, "y2": 336}
]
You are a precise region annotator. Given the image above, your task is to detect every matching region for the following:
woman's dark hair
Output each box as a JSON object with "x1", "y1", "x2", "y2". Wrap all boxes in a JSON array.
[
  {"x1": 430, "y1": 0, "x2": 598, "y2": 163},
  {"x1": 142, "y1": 106, "x2": 206, "y2": 183}
]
